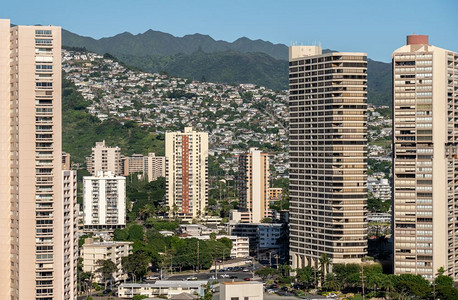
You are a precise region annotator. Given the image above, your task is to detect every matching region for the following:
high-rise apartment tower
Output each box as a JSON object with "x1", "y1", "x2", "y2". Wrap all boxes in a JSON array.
[
  {"x1": 288, "y1": 45, "x2": 368, "y2": 269},
  {"x1": 83, "y1": 171, "x2": 126, "y2": 231},
  {"x1": 237, "y1": 148, "x2": 270, "y2": 223},
  {"x1": 165, "y1": 127, "x2": 208, "y2": 219},
  {"x1": 393, "y1": 35, "x2": 458, "y2": 279},
  {"x1": 0, "y1": 19, "x2": 76, "y2": 299},
  {"x1": 86, "y1": 140, "x2": 122, "y2": 176}
]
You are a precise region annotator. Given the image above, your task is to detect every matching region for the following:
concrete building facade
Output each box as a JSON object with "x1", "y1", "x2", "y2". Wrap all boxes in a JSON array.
[
  {"x1": 166, "y1": 127, "x2": 208, "y2": 219},
  {"x1": 0, "y1": 19, "x2": 76, "y2": 299},
  {"x1": 288, "y1": 45, "x2": 368, "y2": 268},
  {"x1": 237, "y1": 148, "x2": 270, "y2": 223},
  {"x1": 81, "y1": 238, "x2": 132, "y2": 283},
  {"x1": 144, "y1": 152, "x2": 166, "y2": 182},
  {"x1": 220, "y1": 281, "x2": 263, "y2": 300},
  {"x1": 118, "y1": 281, "x2": 206, "y2": 298},
  {"x1": 393, "y1": 35, "x2": 458, "y2": 279},
  {"x1": 83, "y1": 171, "x2": 126, "y2": 231},
  {"x1": 86, "y1": 140, "x2": 122, "y2": 176},
  {"x1": 62, "y1": 170, "x2": 78, "y2": 299}
]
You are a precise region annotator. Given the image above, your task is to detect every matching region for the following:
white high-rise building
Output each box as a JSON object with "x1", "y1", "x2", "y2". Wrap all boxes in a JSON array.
[
  {"x1": 393, "y1": 35, "x2": 458, "y2": 279},
  {"x1": 62, "y1": 170, "x2": 78, "y2": 298},
  {"x1": 288, "y1": 45, "x2": 368, "y2": 269},
  {"x1": 165, "y1": 127, "x2": 208, "y2": 219},
  {"x1": 83, "y1": 171, "x2": 126, "y2": 231},
  {"x1": 0, "y1": 19, "x2": 76, "y2": 299}
]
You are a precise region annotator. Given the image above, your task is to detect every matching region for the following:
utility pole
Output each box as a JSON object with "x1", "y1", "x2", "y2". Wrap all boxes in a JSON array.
[
  {"x1": 361, "y1": 259, "x2": 365, "y2": 300},
  {"x1": 269, "y1": 252, "x2": 272, "y2": 267},
  {"x1": 314, "y1": 259, "x2": 317, "y2": 295},
  {"x1": 197, "y1": 240, "x2": 200, "y2": 273}
]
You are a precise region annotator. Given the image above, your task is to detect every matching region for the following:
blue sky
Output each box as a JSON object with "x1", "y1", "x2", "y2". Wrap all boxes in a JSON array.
[{"x1": 2, "y1": 0, "x2": 457, "y2": 62}]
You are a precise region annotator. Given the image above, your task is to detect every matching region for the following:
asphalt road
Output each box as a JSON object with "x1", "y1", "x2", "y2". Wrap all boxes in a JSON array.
[{"x1": 166, "y1": 271, "x2": 256, "y2": 282}]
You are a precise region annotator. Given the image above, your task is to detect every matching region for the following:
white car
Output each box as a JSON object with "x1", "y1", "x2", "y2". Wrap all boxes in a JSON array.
[
  {"x1": 187, "y1": 276, "x2": 198, "y2": 281},
  {"x1": 220, "y1": 274, "x2": 230, "y2": 278},
  {"x1": 146, "y1": 276, "x2": 159, "y2": 280}
]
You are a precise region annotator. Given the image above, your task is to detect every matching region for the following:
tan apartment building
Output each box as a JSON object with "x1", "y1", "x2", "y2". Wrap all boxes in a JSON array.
[
  {"x1": 393, "y1": 35, "x2": 458, "y2": 279},
  {"x1": 120, "y1": 152, "x2": 165, "y2": 181},
  {"x1": 288, "y1": 45, "x2": 368, "y2": 268},
  {"x1": 86, "y1": 140, "x2": 122, "y2": 176},
  {"x1": 62, "y1": 152, "x2": 71, "y2": 170},
  {"x1": 166, "y1": 127, "x2": 208, "y2": 219},
  {"x1": 0, "y1": 19, "x2": 76, "y2": 299},
  {"x1": 269, "y1": 187, "x2": 283, "y2": 201},
  {"x1": 121, "y1": 153, "x2": 144, "y2": 176},
  {"x1": 81, "y1": 238, "x2": 133, "y2": 283},
  {"x1": 144, "y1": 152, "x2": 166, "y2": 182},
  {"x1": 237, "y1": 148, "x2": 271, "y2": 223}
]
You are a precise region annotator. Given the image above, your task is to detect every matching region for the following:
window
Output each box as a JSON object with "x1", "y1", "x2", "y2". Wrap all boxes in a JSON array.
[{"x1": 231, "y1": 298, "x2": 239, "y2": 300}]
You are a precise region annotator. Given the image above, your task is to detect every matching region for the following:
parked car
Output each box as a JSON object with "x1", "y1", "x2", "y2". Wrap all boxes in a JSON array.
[
  {"x1": 102, "y1": 289, "x2": 112, "y2": 295},
  {"x1": 242, "y1": 268, "x2": 250, "y2": 272},
  {"x1": 244, "y1": 277, "x2": 251, "y2": 281},
  {"x1": 146, "y1": 276, "x2": 159, "y2": 280},
  {"x1": 186, "y1": 276, "x2": 198, "y2": 281}
]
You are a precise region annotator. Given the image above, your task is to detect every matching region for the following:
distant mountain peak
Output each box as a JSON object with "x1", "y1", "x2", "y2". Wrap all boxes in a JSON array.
[{"x1": 62, "y1": 28, "x2": 392, "y2": 105}]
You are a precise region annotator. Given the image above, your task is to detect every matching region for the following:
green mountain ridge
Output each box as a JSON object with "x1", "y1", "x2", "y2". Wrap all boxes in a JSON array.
[{"x1": 62, "y1": 29, "x2": 391, "y2": 105}]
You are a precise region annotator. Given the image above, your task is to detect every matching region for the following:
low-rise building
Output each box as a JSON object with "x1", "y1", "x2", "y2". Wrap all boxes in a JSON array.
[
  {"x1": 257, "y1": 224, "x2": 282, "y2": 249},
  {"x1": 179, "y1": 234, "x2": 249, "y2": 258},
  {"x1": 118, "y1": 281, "x2": 207, "y2": 298},
  {"x1": 367, "y1": 213, "x2": 391, "y2": 223},
  {"x1": 268, "y1": 188, "x2": 282, "y2": 201},
  {"x1": 368, "y1": 177, "x2": 391, "y2": 201},
  {"x1": 228, "y1": 223, "x2": 283, "y2": 250},
  {"x1": 81, "y1": 238, "x2": 133, "y2": 283},
  {"x1": 220, "y1": 281, "x2": 263, "y2": 300}
]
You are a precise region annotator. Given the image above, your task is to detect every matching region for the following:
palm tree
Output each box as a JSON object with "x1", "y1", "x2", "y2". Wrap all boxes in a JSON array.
[
  {"x1": 319, "y1": 254, "x2": 332, "y2": 283},
  {"x1": 139, "y1": 204, "x2": 156, "y2": 220},
  {"x1": 323, "y1": 273, "x2": 341, "y2": 291},
  {"x1": 296, "y1": 266, "x2": 314, "y2": 290}
]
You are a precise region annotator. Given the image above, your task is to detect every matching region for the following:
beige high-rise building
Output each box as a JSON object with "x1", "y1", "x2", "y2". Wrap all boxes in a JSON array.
[
  {"x1": 165, "y1": 127, "x2": 208, "y2": 219},
  {"x1": 144, "y1": 152, "x2": 166, "y2": 182},
  {"x1": 237, "y1": 148, "x2": 270, "y2": 223},
  {"x1": 86, "y1": 140, "x2": 122, "y2": 176},
  {"x1": 393, "y1": 35, "x2": 458, "y2": 280},
  {"x1": 62, "y1": 170, "x2": 78, "y2": 298},
  {"x1": 62, "y1": 152, "x2": 71, "y2": 170},
  {"x1": 288, "y1": 45, "x2": 368, "y2": 269},
  {"x1": 0, "y1": 19, "x2": 76, "y2": 299}
]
